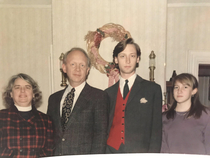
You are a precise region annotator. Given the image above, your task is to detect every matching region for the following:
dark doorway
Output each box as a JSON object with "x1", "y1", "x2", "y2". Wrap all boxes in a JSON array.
[{"x1": 198, "y1": 64, "x2": 210, "y2": 107}]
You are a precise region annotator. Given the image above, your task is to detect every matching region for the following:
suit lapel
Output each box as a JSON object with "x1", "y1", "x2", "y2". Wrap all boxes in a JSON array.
[
  {"x1": 55, "y1": 90, "x2": 65, "y2": 134},
  {"x1": 107, "y1": 81, "x2": 119, "y2": 130},
  {"x1": 109, "y1": 82, "x2": 119, "y2": 116},
  {"x1": 127, "y1": 75, "x2": 144, "y2": 105}
]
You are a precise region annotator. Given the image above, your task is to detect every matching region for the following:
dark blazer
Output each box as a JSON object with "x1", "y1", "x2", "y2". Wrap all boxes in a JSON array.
[
  {"x1": 105, "y1": 75, "x2": 162, "y2": 153},
  {"x1": 47, "y1": 83, "x2": 109, "y2": 155},
  {"x1": 0, "y1": 105, "x2": 54, "y2": 157}
]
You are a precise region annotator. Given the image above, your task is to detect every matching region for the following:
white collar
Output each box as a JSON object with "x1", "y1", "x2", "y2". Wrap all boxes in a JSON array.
[
  {"x1": 120, "y1": 73, "x2": 137, "y2": 87},
  {"x1": 15, "y1": 104, "x2": 32, "y2": 112},
  {"x1": 67, "y1": 81, "x2": 86, "y2": 94}
]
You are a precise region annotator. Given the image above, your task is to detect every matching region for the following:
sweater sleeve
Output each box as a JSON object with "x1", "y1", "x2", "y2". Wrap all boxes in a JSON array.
[
  {"x1": 204, "y1": 112, "x2": 210, "y2": 155},
  {"x1": 160, "y1": 115, "x2": 169, "y2": 153},
  {"x1": 40, "y1": 116, "x2": 54, "y2": 157}
]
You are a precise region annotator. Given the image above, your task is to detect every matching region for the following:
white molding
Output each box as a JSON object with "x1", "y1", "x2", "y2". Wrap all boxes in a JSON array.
[
  {"x1": 187, "y1": 50, "x2": 210, "y2": 80},
  {"x1": 168, "y1": 3, "x2": 210, "y2": 7},
  {"x1": 0, "y1": 0, "x2": 51, "y2": 5},
  {"x1": 0, "y1": 4, "x2": 51, "y2": 8},
  {"x1": 49, "y1": 44, "x2": 54, "y2": 94}
]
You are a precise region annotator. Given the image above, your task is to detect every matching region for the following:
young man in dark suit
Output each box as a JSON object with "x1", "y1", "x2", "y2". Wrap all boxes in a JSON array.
[
  {"x1": 47, "y1": 47, "x2": 109, "y2": 156},
  {"x1": 105, "y1": 38, "x2": 162, "y2": 153}
]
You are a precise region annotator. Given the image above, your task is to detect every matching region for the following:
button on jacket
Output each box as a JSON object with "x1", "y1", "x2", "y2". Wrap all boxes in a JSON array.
[{"x1": 0, "y1": 105, "x2": 54, "y2": 158}]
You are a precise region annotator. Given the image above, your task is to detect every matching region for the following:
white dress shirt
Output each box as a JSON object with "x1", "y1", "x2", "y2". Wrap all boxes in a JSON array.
[
  {"x1": 119, "y1": 73, "x2": 137, "y2": 97},
  {"x1": 60, "y1": 81, "x2": 86, "y2": 116}
]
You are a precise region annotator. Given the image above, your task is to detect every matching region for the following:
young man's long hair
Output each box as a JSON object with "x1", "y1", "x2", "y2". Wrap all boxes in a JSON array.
[{"x1": 165, "y1": 73, "x2": 207, "y2": 119}]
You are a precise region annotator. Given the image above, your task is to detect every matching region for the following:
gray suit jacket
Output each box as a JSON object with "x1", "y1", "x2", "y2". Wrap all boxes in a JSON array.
[
  {"x1": 47, "y1": 83, "x2": 109, "y2": 155},
  {"x1": 105, "y1": 75, "x2": 162, "y2": 153}
]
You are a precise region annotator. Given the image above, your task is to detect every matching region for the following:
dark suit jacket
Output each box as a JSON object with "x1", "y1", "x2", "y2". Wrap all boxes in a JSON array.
[
  {"x1": 47, "y1": 83, "x2": 109, "y2": 155},
  {"x1": 105, "y1": 75, "x2": 162, "y2": 153}
]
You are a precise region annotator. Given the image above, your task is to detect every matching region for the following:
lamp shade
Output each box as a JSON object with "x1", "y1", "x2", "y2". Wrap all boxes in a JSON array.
[
  {"x1": 149, "y1": 58, "x2": 155, "y2": 67},
  {"x1": 149, "y1": 51, "x2": 156, "y2": 67},
  {"x1": 59, "y1": 53, "x2": 64, "y2": 69}
]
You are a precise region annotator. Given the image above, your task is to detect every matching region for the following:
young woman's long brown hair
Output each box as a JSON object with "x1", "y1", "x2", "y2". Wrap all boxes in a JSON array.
[{"x1": 165, "y1": 73, "x2": 207, "y2": 119}]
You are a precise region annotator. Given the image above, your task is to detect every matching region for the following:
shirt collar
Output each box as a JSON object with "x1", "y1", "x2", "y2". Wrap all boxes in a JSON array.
[
  {"x1": 14, "y1": 104, "x2": 32, "y2": 112},
  {"x1": 10, "y1": 104, "x2": 39, "y2": 118},
  {"x1": 120, "y1": 73, "x2": 137, "y2": 88},
  {"x1": 67, "y1": 81, "x2": 86, "y2": 94}
]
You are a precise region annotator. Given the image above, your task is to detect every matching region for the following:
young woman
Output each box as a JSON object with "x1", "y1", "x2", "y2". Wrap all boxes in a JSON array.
[{"x1": 161, "y1": 73, "x2": 210, "y2": 155}]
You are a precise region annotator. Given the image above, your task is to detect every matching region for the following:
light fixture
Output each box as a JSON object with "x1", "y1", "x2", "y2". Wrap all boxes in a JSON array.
[
  {"x1": 149, "y1": 50, "x2": 156, "y2": 82},
  {"x1": 59, "y1": 53, "x2": 67, "y2": 87}
]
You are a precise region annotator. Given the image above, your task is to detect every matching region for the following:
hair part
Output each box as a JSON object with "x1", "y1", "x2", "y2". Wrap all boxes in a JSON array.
[
  {"x1": 165, "y1": 73, "x2": 207, "y2": 119},
  {"x1": 2, "y1": 73, "x2": 42, "y2": 108},
  {"x1": 63, "y1": 47, "x2": 91, "y2": 68},
  {"x1": 112, "y1": 38, "x2": 141, "y2": 69}
]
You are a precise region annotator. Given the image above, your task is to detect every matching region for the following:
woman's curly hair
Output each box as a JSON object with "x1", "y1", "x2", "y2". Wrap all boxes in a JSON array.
[{"x1": 2, "y1": 73, "x2": 42, "y2": 108}]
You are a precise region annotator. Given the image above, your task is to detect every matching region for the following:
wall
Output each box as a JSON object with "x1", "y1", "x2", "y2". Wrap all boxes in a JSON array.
[
  {"x1": 166, "y1": 2, "x2": 210, "y2": 80},
  {"x1": 0, "y1": 0, "x2": 52, "y2": 112},
  {"x1": 51, "y1": 0, "x2": 167, "y2": 96}
]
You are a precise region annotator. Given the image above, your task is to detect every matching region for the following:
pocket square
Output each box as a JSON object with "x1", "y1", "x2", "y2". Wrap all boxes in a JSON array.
[{"x1": 140, "y1": 98, "x2": 148, "y2": 103}]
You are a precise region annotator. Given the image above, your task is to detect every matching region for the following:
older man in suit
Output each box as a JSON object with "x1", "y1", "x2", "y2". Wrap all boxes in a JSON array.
[
  {"x1": 105, "y1": 38, "x2": 162, "y2": 153},
  {"x1": 47, "y1": 47, "x2": 109, "y2": 156}
]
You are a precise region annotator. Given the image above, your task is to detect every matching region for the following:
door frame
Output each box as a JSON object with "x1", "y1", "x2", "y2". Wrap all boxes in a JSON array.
[{"x1": 187, "y1": 50, "x2": 210, "y2": 80}]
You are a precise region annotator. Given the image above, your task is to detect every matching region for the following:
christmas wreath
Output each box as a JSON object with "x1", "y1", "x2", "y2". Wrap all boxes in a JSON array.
[{"x1": 85, "y1": 23, "x2": 132, "y2": 86}]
